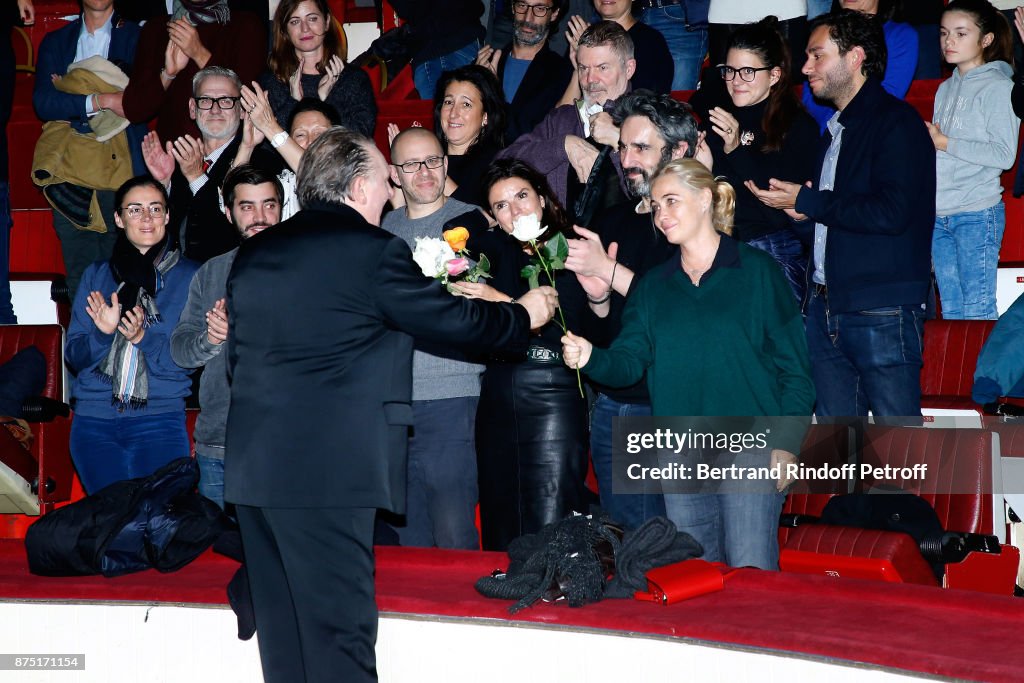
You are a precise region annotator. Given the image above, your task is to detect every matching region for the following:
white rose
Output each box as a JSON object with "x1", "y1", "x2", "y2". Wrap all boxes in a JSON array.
[
  {"x1": 511, "y1": 213, "x2": 546, "y2": 242},
  {"x1": 412, "y1": 237, "x2": 456, "y2": 278}
]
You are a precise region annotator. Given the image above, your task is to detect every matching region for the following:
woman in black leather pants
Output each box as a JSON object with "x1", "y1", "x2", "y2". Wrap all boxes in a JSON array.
[{"x1": 449, "y1": 159, "x2": 590, "y2": 551}]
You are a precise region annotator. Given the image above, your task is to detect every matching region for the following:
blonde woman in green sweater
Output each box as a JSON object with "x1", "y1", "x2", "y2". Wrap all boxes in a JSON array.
[{"x1": 562, "y1": 158, "x2": 814, "y2": 569}]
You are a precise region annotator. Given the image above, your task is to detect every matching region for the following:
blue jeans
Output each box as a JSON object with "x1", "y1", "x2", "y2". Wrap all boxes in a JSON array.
[
  {"x1": 663, "y1": 451, "x2": 785, "y2": 569},
  {"x1": 933, "y1": 204, "x2": 1005, "y2": 320},
  {"x1": 70, "y1": 411, "x2": 191, "y2": 494},
  {"x1": 0, "y1": 182, "x2": 14, "y2": 324},
  {"x1": 590, "y1": 394, "x2": 665, "y2": 530},
  {"x1": 747, "y1": 230, "x2": 806, "y2": 304},
  {"x1": 805, "y1": 290, "x2": 924, "y2": 418},
  {"x1": 413, "y1": 41, "x2": 479, "y2": 100},
  {"x1": 195, "y1": 450, "x2": 225, "y2": 510},
  {"x1": 396, "y1": 396, "x2": 481, "y2": 549},
  {"x1": 806, "y1": 0, "x2": 833, "y2": 19},
  {"x1": 641, "y1": 6, "x2": 707, "y2": 91}
]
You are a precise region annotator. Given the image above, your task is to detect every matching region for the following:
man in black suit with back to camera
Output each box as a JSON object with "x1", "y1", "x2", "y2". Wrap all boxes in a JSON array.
[{"x1": 224, "y1": 127, "x2": 557, "y2": 683}]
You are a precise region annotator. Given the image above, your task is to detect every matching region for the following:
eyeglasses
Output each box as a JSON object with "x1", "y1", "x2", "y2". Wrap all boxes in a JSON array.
[
  {"x1": 717, "y1": 65, "x2": 773, "y2": 82},
  {"x1": 512, "y1": 1, "x2": 553, "y2": 17},
  {"x1": 393, "y1": 156, "x2": 444, "y2": 174},
  {"x1": 194, "y1": 96, "x2": 241, "y2": 110},
  {"x1": 120, "y1": 204, "x2": 166, "y2": 219}
]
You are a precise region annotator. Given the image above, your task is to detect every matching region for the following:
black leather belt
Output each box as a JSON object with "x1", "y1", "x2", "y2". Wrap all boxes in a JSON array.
[
  {"x1": 813, "y1": 283, "x2": 827, "y2": 298},
  {"x1": 637, "y1": 0, "x2": 682, "y2": 9}
]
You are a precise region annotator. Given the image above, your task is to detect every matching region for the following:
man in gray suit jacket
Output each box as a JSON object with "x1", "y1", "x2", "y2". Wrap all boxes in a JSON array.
[{"x1": 224, "y1": 127, "x2": 557, "y2": 683}]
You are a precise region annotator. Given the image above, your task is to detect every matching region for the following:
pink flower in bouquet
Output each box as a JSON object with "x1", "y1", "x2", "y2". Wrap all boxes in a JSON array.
[{"x1": 446, "y1": 258, "x2": 470, "y2": 277}]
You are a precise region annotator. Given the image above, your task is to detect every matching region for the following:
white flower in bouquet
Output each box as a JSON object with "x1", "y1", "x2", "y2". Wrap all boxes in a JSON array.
[
  {"x1": 511, "y1": 213, "x2": 546, "y2": 242},
  {"x1": 412, "y1": 236, "x2": 456, "y2": 278}
]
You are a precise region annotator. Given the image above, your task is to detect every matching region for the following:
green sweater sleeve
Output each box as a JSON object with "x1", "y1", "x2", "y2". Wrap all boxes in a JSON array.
[{"x1": 583, "y1": 279, "x2": 654, "y2": 389}]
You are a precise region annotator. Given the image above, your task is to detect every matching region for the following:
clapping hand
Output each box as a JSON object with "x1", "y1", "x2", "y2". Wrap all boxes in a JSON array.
[
  {"x1": 118, "y1": 306, "x2": 146, "y2": 344},
  {"x1": 240, "y1": 82, "x2": 284, "y2": 139},
  {"x1": 565, "y1": 15, "x2": 589, "y2": 69},
  {"x1": 86, "y1": 291, "x2": 121, "y2": 335},
  {"x1": 142, "y1": 131, "x2": 176, "y2": 187},
  {"x1": 317, "y1": 55, "x2": 344, "y2": 101},
  {"x1": 18, "y1": 0, "x2": 34, "y2": 25},
  {"x1": 163, "y1": 39, "x2": 188, "y2": 81},
  {"x1": 206, "y1": 298, "x2": 229, "y2": 345},
  {"x1": 171, "y1": 135, "x2": 205, "y2": 183},
  {"x1": 289, "y1": 56, "x2": 305, "y2": 100},
  {"x1": 708, "y1": 107, "x2": 741, "y2": 154},
  {"x1": 745, "y1": 178, "x2": 810, "y2": 221},
  {"x1": 476, "y1": 44, "x2": 501, "y2": 77},
  {"x1": 168, "y1": 18, "x2": 210, "y2": 68}
]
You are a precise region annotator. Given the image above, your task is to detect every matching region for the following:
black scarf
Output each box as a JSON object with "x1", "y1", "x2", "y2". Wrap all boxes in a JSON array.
[{"x1": 95, "y1": 229, "x2": 179, "y2": 410}]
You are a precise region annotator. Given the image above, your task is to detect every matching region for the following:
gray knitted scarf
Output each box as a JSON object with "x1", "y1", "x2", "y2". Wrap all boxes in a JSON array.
[{"x1": 172, "y1": 0, "x2": 231, "y2": 25}]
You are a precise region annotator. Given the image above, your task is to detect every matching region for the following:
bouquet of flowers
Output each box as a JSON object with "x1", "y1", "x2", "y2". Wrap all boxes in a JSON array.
[
  {"x1": 412, "y1": 227, "x2": 490, "y2": 292},
  {"x1": 511, "y1": 214, "x2": 581, "y2": 396}
]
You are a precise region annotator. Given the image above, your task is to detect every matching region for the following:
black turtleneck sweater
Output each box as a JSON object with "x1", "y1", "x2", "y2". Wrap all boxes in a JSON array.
[{"x1": 695, "y1": 94, "x2": 821, "y2": 242}]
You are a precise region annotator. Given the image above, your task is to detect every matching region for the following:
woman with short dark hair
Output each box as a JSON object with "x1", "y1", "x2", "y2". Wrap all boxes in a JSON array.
[{"x1": 65, "y1": 176, "x2": 199, "y2": 493}]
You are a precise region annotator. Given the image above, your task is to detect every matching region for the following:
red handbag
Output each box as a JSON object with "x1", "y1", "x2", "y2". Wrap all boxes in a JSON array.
[{"x1": 633, "y1": 559, "x2": 738, "y2": 605}]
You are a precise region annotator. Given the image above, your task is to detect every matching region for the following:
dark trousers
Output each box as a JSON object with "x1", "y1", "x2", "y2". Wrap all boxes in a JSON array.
[
  {"x1": 236, "y1": 505, "x2": 378, "y2": 683},
  {"x1": 52, "y1": 210, "x2": 118, "y2": 303},
  {"x1": 805, "y1": 289, "x2": 924, "y2": 418},
  {"x1": 394, "y1": 396, "x2": 480, "y2": 549}
]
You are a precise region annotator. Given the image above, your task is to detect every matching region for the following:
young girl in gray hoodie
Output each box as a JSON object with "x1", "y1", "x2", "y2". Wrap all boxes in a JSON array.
[{"x1": 929, "y1": 0, "x2": 1019, "y2": 320}]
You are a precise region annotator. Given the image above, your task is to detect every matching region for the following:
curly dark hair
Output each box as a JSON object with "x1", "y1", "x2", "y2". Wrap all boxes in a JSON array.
[
  {"x1": 482, "y1": 158, "x2": 570, "y2": 242},
  {"x1": 433, "y1": 65, "x2": 508, "y2": 153},
  {"x1": 810, "y1": 8, "x2": 888, "y2": 80},
  {"x1": 611, "y1": 90, "x2": 698, "y2": 161}
]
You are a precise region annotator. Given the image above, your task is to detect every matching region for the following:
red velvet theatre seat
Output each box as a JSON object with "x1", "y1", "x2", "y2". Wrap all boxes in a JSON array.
[
  {"x1": 920, "y1": 319, "x2": 996, "y2": 413},
  {"x1": 781, "y1": 427, "x2": 1017, "y2": 594},
  {"x1": 0, "y1": 325, "x2": 73, "y2": 516}
]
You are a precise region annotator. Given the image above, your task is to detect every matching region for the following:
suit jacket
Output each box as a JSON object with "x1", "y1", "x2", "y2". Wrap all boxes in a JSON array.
[
  {"x1": 498, "y1": 43, "x2": 573, "y2": 144},
  {"x1": 33, "y1": 13, "x2": 146, "y2": 175},
  {"x1": 223, "y1": 201, "x2": 531, "y2": 511},
  {"x1": 170, "y1": 134, "x2": 242, "y2": 263}
]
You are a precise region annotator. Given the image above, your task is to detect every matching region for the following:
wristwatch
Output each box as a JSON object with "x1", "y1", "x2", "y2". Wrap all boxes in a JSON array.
[{"x1": 270, "y1": 131, "x2": 290, "y2": 149}]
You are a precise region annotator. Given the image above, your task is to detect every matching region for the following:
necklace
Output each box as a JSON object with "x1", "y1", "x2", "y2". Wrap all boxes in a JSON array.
[{"x1": 681, "y1": 252, "x2": 715, "y2": 286}]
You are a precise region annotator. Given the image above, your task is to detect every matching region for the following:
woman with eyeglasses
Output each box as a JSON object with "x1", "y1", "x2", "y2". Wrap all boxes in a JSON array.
[
  {"x1": 692, "y1": 16, "x2": 819, "y2": 302},
  {"x1": 258, "y1": 0, "x2": 376, "y2": 138},
  {"x1": 65, "y1": 176, "x2": 199, "y2": 494}
]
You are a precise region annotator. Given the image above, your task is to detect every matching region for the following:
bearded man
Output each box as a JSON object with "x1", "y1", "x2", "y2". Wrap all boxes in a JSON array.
[{"x1": 476, "y1": 0, "x2": 573, "y2": 142}]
